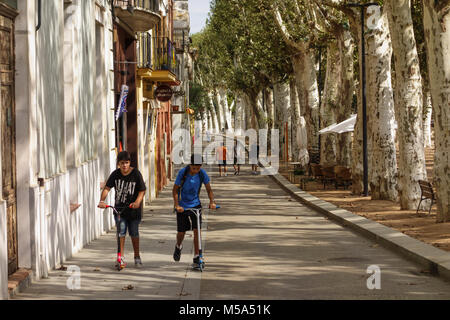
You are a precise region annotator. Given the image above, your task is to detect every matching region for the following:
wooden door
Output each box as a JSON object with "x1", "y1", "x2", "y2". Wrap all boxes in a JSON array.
[{"x1": 0, "y1": 13, "x2": 18, "y2": 276}]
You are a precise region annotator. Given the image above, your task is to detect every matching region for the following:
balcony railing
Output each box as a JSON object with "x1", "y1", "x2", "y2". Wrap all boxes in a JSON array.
[
  {"x1": 114, "y1": 0, "x2": 161, "y2": 32},
  {"x1": 137, "y1": 32, "x2": 152, "y2": 69},
  {"x1": 153, "y1": 37, "x2": 177, "y2": 74},
  {"x1": 115, "y1": 0, "x2": 159, "y2": 12}
]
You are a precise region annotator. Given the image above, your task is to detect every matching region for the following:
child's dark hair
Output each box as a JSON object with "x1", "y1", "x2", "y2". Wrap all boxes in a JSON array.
[
  {"x1": 190, "y1": 154, "x2": 203, "y2": 165},
  {"x1": 117, "y1": 151, "x2": 131, "y2": 163}
]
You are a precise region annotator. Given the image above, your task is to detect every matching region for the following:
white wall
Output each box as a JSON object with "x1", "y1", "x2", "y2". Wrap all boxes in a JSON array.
[{"x1": 8, "y1": 0, "x2": 117, "y2": 296}]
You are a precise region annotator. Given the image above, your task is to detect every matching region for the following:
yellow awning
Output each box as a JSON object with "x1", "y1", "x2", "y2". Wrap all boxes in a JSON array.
[{"x1": 137, "y1": 69, "x2": 180, "y2": 86}]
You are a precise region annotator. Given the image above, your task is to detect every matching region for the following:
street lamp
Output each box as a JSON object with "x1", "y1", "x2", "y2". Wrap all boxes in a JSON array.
[{"x1": 346, "y1": 2, "x2": 379, "y2": 197}]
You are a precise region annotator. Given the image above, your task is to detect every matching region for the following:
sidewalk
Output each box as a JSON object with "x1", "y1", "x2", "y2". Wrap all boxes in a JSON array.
[
  {"x1": 12, "y1": 163, "x2": 450, "y2": 300},
  {"x1": 277, "y1": 146, "x2": 450, "y2": 253},
  {"x1": 198, "y1": 165, "x2": 450, "y2": 299},
  {"x1": 12, "y1": 180, "x2": 203, "y2": 300}
]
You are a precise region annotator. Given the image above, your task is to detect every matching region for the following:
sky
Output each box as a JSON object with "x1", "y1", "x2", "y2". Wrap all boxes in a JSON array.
[{"x1": 189, "y1": 0, "x2": 211, "y2": 34}]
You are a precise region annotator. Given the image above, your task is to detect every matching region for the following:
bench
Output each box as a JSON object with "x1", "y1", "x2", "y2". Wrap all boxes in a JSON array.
[{"x1": 416, "y1": 180, "x2": 436, "y2": 215}]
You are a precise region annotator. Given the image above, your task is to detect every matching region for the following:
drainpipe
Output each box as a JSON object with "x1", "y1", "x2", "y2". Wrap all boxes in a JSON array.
[{"x1": 36, "y1": 0, "x2": 41, "y2": 31}]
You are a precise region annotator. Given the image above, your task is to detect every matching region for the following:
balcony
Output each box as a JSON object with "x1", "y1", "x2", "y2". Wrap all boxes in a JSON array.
[
  {"x1": 137, "y1": 32, "x2": 152, "y2": 69},
  {"x1": 114, "y1": 0, "x2": 161, "y2": 32},
  {"x1": 153, "y1": 37, "x2": 177, "y2": 74}
]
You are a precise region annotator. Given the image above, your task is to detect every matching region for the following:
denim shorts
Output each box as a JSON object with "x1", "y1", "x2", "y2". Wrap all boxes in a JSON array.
[{"x1": 114, "y1": 215, "x2": 140, "y2": 238}]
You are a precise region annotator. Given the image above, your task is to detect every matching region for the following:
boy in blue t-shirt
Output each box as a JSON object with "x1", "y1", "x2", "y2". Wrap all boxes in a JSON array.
[{"x1": 172, "y1": 155, "x2": 216, "y2": 265}]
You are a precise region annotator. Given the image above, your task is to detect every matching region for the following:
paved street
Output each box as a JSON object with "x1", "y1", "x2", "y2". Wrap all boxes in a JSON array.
[{"x1": 13, "y1": 165, "x2": 450, "y2": 300}]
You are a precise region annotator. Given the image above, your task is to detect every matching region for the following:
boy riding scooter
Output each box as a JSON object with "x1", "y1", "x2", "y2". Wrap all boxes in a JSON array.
[{"x1": 172, "y1": 154, "x2": 217, "y2": 269}]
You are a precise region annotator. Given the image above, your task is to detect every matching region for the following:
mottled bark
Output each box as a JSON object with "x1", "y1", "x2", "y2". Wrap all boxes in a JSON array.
[
  {"x1": 234, "y1": 93, "x2": 245, "y2": 135},
  {"x1": 423, "y1": 0, "x2": 450, "y2": 222},
  {"x1": 366, "y1": 9, "x2": 398, "y2": 201},
  {"x1": 208, "y1": 91, "x2": 219, "y2": 133},
  {"x1": 386, "y1": 0, "x2": 427, "y2": 209},
  {"x1": 350, "y1": 13, "x2": 365, "y2": 195},
  {"x1": 289, "y1": 78, "x2": 302, "y2": 162},
  {"x1": 273, "y1": 82, "x2": 291, "y2": 160},
  {"x1": 320, "y1": 40, "x2": 339, "y2": 167},
  {"x1": 218, "y1": 87, "x2": 232, "y2": 132},
  {"x1": 292, "y1": 50, "x2": 320, "y2": 153},
  {"x1": 336, "y1": 28, "x2": 355, "y2": 168},
  {"x1": 423, "y1": 89, "x2": 433, "y2": 148},
  {"x1": 215, "y1": 90, "x2": 225, "y2": 131}
]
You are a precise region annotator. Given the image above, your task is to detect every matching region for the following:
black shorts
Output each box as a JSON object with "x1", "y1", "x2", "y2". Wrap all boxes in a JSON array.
[
  {"x1": 219, "y1": 160, "x2": 227, "y2": 166},
  {"x1": 176, "y1": 205, "x2": 202, "y2": 232}
]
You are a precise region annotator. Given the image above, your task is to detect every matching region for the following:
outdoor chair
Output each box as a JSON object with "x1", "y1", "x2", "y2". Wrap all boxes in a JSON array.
[
  {"x1": 321, "y1": 166, "x2": 337, "y2": 189},
  {"x1": 334, "y1": 166, "x2": 352, "y2": 189},
  {"x1": 310, "y1": 164, "x2": 324, "y2": 185},
  {"x1": 416, "y1": 180, "x2": 436, "y2": 215}
]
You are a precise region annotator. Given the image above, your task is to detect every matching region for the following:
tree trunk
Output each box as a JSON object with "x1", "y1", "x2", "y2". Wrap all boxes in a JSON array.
[
  {"x1": 243, "y1": 93, "x2": 253, "y2": 131},
  {"x1": 320, "y1": 41, "x2": 339, "y2": 167},
  {"x1": 264, "y1": 86, "x2": 275, "y2": 152},
  {"x1": 289, "y1": 78, "x2": 302, "y2": 162},
  {"x1": 423, "y1": 0, "x2": 450, "y2": 222},
  {"x1": 386, "y1": 0, "x2": 428, "y2": 209},
  {"x1": 366, "y1": 9, "x2": 398, "y2": 201},
  {"x1": 273, "y1": 82, "x2": 290, "y2": 161},
  {"x1": 422, "y1": 89, "x2": 433, "y2": 148},
  {"x1": 234, "y1": 93, "x2": 245, "y2": 135},
  {"x1": 208, "y1": 91, "x2": 220, "y2": 133},
  {"x1": 218, "y1": 87, "x2": 232, "y2": 132},
  {"x1": 215, "y1": 90, "x2": 225, "y2": 132},
  {"x1": 207, "y1": 109, "x2": 213, "y2": 133},
  {"x1": 257, "y1": 91, "x2": 268, "y2": 130},
  {"x1": 336, "y1": 27, "x2": 355, "y2": 168},
  {"x1": 349, "y1": 12, "x2": 365, "y2": 195},
  {"x1": 292, "y1": 50, "x2": 320, "y2": 154}
]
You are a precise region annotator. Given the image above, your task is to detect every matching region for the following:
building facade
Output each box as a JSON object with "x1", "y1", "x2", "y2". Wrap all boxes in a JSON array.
[
  {"x1": 0, "y1": 0, "x2": 117, "y2": 299},
  {"x1": 0, "y1": 0, "x2": 184, "y2": 299},
  {"x1": 134, "y1": 0, "x2": 180, "y2": 203}
]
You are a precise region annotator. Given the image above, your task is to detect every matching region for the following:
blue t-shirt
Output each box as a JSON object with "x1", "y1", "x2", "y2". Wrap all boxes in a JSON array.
[{"x1": 175, "y1": 167, "x2": 210, "y2": 208}]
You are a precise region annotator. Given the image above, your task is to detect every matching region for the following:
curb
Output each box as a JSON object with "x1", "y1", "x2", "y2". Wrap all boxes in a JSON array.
[
  {"x1": 8, "y1": 269, "x2": 33, "y2": 299},
  {"x1": 269, "y1": 172, "x2": 450, "y2": 282}
]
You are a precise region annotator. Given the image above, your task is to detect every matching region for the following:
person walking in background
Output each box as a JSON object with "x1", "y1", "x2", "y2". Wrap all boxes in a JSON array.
[
  {"x1": 233, "y1": 140, "x2": 241, "y2": 175},
  {"x1": 250, "y1": 142, "x2": 260, "y2": 175},
  {"x1": 216, "y1": 142, "x2": 228, "y2": 177}
]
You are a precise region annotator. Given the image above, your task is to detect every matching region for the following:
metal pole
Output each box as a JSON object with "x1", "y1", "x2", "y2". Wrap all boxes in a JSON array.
[
  {"x1": 361, "y1": 7, "x2": 369, "y2": 197},
  {"x1": 347, "y1": 2, "x2": 378, "y2": 197}
]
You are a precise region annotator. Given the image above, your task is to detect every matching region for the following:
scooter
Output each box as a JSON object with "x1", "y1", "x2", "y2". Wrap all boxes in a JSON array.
[
  {"x1": 184, "y1": 205, "x2": 220, "y2": 272},
  {"x1": 105, "y1": 204, "x2": 132, "y2": 271}
]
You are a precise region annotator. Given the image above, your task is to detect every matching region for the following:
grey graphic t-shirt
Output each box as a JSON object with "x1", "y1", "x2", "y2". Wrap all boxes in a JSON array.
[{"x1": 106, "y1": 168, "x2": 146, "y2": 219}]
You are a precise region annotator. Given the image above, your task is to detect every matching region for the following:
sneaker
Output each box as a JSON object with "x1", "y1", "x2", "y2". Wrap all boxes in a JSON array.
[
  {"x1": 116, "y1": 257, "x2": 127, "y2": 270},
  {"x1": 134, "y1": 257, "x2": 143, "y2": 267},
  {"x1": 173, "y1": 245, "x2": 182, "y2": 262},
  {"x1": 193, "y1": 256, "x2": 205, "y2": 267}
]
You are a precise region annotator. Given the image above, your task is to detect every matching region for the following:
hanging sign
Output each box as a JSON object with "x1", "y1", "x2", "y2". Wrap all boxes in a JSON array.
[
  {"x1": 115, "y1": 84, "x2": 129, "y2": 121},
  {"x1": 154, "y1": 85, "x2": 173, "y2": 102}
]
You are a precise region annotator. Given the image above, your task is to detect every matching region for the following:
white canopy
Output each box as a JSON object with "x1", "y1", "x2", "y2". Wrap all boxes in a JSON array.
[
  {"x1": 319, "y1": 114, "x2": 357, "y2": 135},
  {"x1": 319, "y1": 114, "x2": 398, "y2": 135}
]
